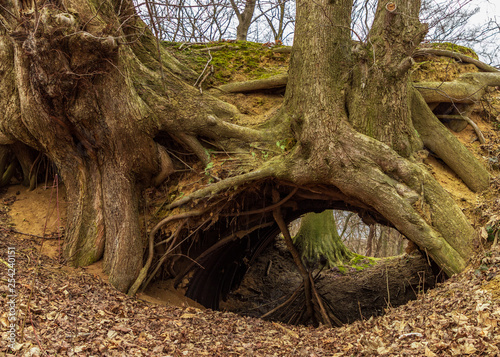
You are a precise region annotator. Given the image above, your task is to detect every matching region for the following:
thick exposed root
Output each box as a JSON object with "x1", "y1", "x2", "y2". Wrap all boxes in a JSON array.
[
  {"x1": 165, "y1": 164, "x2": 280, "y2": 210},
  {"x1": 217, "y1": 74, "x2": 288, "y2": 93},
  {"x1": 411, "y1": 88, "x2": 490, "y2": 192},
  {"x1": 413, "y1": 49, "x2": 499, "y2": 73},
  {"x1": 414, "y1": 72, "x2": 500, "y2": 103}
]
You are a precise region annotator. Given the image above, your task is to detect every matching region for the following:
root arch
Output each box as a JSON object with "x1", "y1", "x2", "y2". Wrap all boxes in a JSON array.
[{"x1": 131, "y1": 165, "x2": 462, "y2": 325}]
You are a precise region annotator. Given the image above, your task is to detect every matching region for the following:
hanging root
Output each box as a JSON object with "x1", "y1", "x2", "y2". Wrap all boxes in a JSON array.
[
  {"x1": 272, "y1": 189, "x2": 341, "y2": 327},
  {"x1": 127, "y1": 210, "x2": 205, "y2": 296}
]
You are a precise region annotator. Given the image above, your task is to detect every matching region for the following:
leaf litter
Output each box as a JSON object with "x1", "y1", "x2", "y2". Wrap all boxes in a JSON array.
[{"x1": 2, "y1": 222, "x2": 500, "y2": 356}]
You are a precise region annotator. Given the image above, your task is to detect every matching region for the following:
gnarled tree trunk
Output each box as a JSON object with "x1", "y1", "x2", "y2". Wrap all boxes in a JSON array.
[{"x1": 273, "y1": 0, "x2": 476, "y2": 275}]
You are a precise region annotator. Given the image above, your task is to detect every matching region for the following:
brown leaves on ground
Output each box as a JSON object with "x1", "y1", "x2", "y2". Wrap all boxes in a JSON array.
[{"x1": 2, "y1": 225, "x2": 500, "y2": 357}]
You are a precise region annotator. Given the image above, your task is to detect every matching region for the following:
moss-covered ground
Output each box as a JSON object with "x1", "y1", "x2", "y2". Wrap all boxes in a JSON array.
[{"x1": 163, "y1": 40, "x2": 290, "y2": 86}]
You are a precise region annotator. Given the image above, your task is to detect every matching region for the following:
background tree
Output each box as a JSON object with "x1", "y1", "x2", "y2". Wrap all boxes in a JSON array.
[{"x1": 293, "y1": 210, "x2": 354, "y2": 268}]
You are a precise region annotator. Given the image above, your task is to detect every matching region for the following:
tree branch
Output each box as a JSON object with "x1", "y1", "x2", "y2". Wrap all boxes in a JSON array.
[{"x1": 414, "y1": 48, "x2": 499, "y2": 73}]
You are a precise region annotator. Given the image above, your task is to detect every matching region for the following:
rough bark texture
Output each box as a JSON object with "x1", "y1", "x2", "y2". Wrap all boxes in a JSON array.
[
  {"x1": 0, "y1": 0, "x2": 258, "y2": 291},
  {"x1": 231, "y1": 0, "x2": 257, "y2": 41},
  {"x1": 272, "y1": 0, "x2": 475, "y2": 275},
  {"x1": 293, "y1": 211, "x2": 354, "y2": 267},
  {"x1": 410, "y1": 88, "x2": 489, "y2": 192}
]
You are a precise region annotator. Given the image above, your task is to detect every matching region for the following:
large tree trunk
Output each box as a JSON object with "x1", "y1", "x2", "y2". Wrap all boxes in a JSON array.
[
  {"x1": 230, "y1": 0, "x2": 257, "y2": 41},
  {"x1": 275, "y1": 0, "x2": 476, "y2": 275},
  {"x1": 9, "y1": 16, "x2": 160, "y2": 290},
  {"x1": 0, "y1": 0, "x2": 241, "y2": 292}
]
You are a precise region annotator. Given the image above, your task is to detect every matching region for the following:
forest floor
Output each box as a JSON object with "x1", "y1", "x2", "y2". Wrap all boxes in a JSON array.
[{"x1": 2, "y1": 201, "x2": 500, "y2": 356}]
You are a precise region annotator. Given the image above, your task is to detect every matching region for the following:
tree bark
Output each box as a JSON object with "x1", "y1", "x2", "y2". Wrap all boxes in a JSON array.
[
  {"x1": 273, "y1": 0, "x2": 475, "y2": 276},
  {"x1": 293, "y1": 210, "x2": 354, "y2": 267},
  {"x1": 230, "y1": 0, "x2": 257, "y2": 41}
]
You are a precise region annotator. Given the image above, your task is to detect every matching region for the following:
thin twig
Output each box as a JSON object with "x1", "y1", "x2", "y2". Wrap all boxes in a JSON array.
[{"x1": 194, "y1": 49, "x2": 213, "y2": 93}]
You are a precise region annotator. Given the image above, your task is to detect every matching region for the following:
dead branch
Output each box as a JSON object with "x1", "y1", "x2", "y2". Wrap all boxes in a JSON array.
[{"x1": 195, "y1": 45, "x2": 233, "y2": 52}]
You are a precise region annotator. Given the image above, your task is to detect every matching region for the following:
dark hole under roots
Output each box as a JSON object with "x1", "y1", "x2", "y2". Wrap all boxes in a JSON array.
[
  {"x1": 217, "y1": 235, "x2": 440, "y2": 326},
  {"x1": 155, "y1": 178, "x2": 446, "y2": 327}
]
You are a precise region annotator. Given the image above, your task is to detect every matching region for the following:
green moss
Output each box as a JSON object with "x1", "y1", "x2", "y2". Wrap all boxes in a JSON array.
[
  {"x1": 337, "y1": 265, "x2": 347, "y2": 274},
  {"x1": 162, "y1": 40, "x2": 290, "y2": 86},
  {"x1": 426, "y1": 42, "x2": 478, "y2": 59}
]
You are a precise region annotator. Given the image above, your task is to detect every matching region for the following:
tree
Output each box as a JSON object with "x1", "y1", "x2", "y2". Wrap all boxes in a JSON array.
[
  {"x1": 1, "y1": 0, "x2": 499, "y2": 323},
  {"x1": 230, "y1": 0, "x2": 257, "y2": 40},
  {"x1": 293, "y1": 210, "x2": 354, "y2": 267}
]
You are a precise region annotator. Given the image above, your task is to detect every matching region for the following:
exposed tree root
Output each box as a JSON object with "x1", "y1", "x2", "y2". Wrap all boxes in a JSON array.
[
  {"x1": 12, "y1": 142, "x2": 35, "y2": 189},
  {"x1": 165, "y1": 164, "x2": 279, "y2": 210},
  {"x1": 215, "y1": 67, "x2": 500, "y2": 97},
  {"x1": 259, "y1": 271, "x2": 342, "y2": 327},
  {"x1": 221, "y1": 187, "x2": 298, "y2": 217},
  {"x1": 410, "y1": 88, "x2": 489, "y2": 192},
  {"x1": 414, "y1": 72, "x2": 500, "y2": 103},
  {"x1": 128, "y1": 210, "x2": 205, "y2": 296},
  {"x1": 414, "y1": 48, "x2": 499, "y2": 73},
  {"x1": 272, "y1": 205, "x2": 314, "y2": 322},
  {"x1": 217, "y1": 74, "x2": 288, "y2": 93},
  {"x1": 176, "y1": 133, "x2": 211, "y2": 167}
]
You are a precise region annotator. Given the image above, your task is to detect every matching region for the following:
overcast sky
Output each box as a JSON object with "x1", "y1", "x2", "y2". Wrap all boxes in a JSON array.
[{"x1": 471, "y1": 0, "x2": 499, "y2": 65}]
